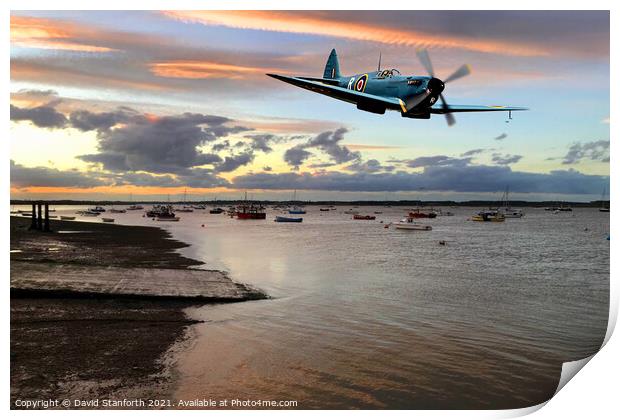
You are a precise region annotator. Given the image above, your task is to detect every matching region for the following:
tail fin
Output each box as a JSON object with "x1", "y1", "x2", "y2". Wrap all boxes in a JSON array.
[{"x1": 323, "y1": 48, "x2": 341, "y2": 79}]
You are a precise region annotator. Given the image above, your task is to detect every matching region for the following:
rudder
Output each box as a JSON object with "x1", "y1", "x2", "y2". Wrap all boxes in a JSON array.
[{"x1": 323, "y1": 49, "x2": 341, "y2": 79}]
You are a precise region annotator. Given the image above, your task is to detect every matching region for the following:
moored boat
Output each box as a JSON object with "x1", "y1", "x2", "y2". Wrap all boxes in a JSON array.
[
  {"x1": 288, "y1": 190, "x2": 306, "y2": 214},
  {"x1": 146, "y1": 205, "x2": 167, "y2": 217},
  {"x1": 496, "y1": 187, "x2": 523, "y2": 218},
  {"x1": 471, "y1": 210, "x2": 505, "y2": 222},
  {"x1": 353, "y1": 215, "x2": 376, "y2": 220},
  {"x1": 288, "y1": 207, "x2": 306, "y2": 214},
  {"x1": 60, "y1": 216, "x2": 76, "y2": 220},
  {"x1": 154, "y1": 205, "x2": 180, "y2": 221},
  {"x1": 101, "y1": 217, "x2": 115, "y2": 223},
  {"x1": 319, "y1": 208, "x2": 330, "y2": 211},
  {"x1": 77, "y1": 210, "x2": 100, "y2": 216},
  {"x1": 408, "y1": 209, "x2": 437, "y2": 218},
  {"x1": 436, "y1": 209, "x2": 454, "y2": 216},
  {"x1": 236, "y1": 203, "x2": 266, "y2": 219},
  {"x1": 88, "y1": 206, "x2": 106, "y2": 213},
  {"x1": 502, "y1": 209, "x2": 524, "y2": 218},
  {"x1": 175, "y1": 205, "x2": 194, "y2": 213},
  {"x1": 392, "y1": 217, "x2": 432, "y2": 230},
  {"x1": 109, "y1": 208, "x2": 127, "y2": 213},
  {"x1": 209, "y1": 207, "x2": 225, "y2": 214},
  {"x1": 275, "y1": 216, "x2": 303, "y2": 223}
]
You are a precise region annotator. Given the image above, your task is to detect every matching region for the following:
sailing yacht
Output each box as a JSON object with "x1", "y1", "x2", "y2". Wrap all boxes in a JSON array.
[
  {"x1": 497, "y1": 187, "x2": 523, "y2": 218},
  {"x1": 175, "y1": 189, "x2": 194, "y2": 212},
  {"x1": 288, "y1": 190, "x2": 306, "y2": 214}
]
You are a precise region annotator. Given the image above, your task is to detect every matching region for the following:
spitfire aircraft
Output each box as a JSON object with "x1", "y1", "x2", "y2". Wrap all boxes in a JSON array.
[{"x1": 267, "y1": 49, "x2": 527, "y2": 126}]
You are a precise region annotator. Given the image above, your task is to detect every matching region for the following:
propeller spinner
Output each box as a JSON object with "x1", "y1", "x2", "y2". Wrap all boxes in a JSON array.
[{"x1": 415, "y1": 49, "x2": 471, "y2": 126}]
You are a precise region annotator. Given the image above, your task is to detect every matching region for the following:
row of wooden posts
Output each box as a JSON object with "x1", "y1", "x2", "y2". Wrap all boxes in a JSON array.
[{"x1": 29, "y1": 202, "x2": 52, "y2": 232}]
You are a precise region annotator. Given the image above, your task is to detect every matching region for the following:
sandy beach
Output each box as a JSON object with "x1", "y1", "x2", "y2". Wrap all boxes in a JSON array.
[{"x1": 10, "y1": 216, "x2": 267, "y2": 407}]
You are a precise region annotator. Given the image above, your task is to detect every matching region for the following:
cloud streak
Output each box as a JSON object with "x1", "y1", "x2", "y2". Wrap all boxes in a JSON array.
[
  {"x1": 11, "y1": 15, "x2": 115, "y2": 52},
  {"x1": 561, "y1": 140, "x2": 610, "y2": 164},
  {"x1": 162, "y1": 11, "x2": 549, "y2": 57}
]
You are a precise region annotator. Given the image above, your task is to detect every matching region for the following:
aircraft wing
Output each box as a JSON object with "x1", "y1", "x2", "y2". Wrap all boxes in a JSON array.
[
  {"x1": 267, "y1": 74, "x2": 404, "y2": 111},
  {"x1": 430, "y1": 105, "x2": 528, "y2": 113}
]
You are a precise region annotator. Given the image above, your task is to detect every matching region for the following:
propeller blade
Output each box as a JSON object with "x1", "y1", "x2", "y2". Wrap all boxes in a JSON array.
[
  {"x1": 439, "y1": 93, "x2": 456, "y2": 126},
  {"x1": 416, "y1": 48, "x2": 435, "y2": 77},
  {"x1": 404, "y1": 89, "x2": 431, "y2": 112},
  {"x1": 444, "y1": 64, "x2": 471, "y2": 84}
]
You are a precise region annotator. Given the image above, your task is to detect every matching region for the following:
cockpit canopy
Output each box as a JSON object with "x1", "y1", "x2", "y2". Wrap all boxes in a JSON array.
[{"x1": 376, "y1": 69, "x2": 401, "y2": 79}]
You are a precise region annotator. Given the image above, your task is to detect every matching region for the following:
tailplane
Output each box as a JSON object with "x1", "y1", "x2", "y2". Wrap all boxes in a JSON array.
[{"x1": 323, "y1": 48, "x2": 341, "y2": 79}]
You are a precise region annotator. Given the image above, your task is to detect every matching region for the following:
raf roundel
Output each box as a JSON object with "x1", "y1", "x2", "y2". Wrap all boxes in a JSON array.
[{"x1": 355, "y1": 74, "x2": 368, "y2": 92}]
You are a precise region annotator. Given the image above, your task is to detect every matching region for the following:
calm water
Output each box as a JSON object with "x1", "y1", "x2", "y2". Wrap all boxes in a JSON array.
[{"x1": 14, "y1": 205, "x2": 610, "y2": 408}]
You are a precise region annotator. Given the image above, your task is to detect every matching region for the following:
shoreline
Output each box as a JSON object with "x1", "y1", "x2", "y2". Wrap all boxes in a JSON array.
[{"x1": 10, "y1": 216, "x2": 267, "y2": 408}]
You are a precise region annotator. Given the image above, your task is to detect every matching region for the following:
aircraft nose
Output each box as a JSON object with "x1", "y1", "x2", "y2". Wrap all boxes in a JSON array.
[{"x1": 427, "y1": 77, "x2": 445, "y2": 94}]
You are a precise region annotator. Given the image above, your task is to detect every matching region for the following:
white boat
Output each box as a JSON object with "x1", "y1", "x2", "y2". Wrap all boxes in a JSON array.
[
  {"x1": 436, "y1": 209, "x2": 455, "y2": 216},
  {"x1": 101, "y1": 217, "x2": 115, "y2": 223},
  {"x1": 392, "y1": 217, "x2": 432, "y2": 231},
  {"x1": 503, "y1": 209, "x2": 524, "y2": 218},
  {"x1": 288, "y1": 190, "x2": 306, "y2": 214}
]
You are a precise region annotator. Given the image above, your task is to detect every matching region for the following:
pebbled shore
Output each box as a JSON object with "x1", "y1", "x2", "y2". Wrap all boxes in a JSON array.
[{"x1": 10, "y1": 216, "x2": 267, "y2": 408}]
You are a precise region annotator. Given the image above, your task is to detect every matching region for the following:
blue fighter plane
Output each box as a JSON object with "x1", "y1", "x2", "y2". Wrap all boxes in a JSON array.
[{"x1": 267, "y1": 49, "x2": 527, "y2": 125}]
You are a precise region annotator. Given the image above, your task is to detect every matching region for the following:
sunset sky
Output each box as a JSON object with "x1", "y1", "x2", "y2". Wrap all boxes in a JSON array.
[{"x1": 10, "y1": 10, "x2": 610, "y2": 201}]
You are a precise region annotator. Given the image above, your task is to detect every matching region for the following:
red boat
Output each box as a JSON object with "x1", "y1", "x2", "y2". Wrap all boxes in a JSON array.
[
  {"x1": 353, "y1": 215, "x2": 376, "y2": 220},
  {"x1": 408, "y1": 209, "x2": 437, "y2": 219},
  {"x1": 236, "y1": 203, "x2": 266, "y2": 219}
]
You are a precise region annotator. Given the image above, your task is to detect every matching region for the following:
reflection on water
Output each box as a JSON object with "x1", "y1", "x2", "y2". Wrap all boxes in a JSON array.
[{"x1": 16, "y1": 205, "x2": 610, "y2": 408}]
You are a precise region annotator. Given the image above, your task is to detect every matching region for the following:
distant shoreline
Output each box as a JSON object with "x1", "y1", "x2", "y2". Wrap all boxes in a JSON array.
[{"x1": 9, "y1": 199, "x2": 610, "y2": 208}]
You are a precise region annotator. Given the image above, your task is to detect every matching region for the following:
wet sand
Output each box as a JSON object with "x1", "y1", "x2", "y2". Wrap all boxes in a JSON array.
[{"x1": 10, "y1": 216, "x2": 267, "y2": 408}]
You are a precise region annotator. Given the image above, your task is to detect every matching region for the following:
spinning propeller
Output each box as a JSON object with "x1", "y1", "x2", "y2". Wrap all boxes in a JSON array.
[{"x1": 415, "y1": 49, "x2": 471, "y2": 126}]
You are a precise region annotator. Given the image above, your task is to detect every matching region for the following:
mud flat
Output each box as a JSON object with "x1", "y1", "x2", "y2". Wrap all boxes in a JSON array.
[{"x1": 10, "y1": 216, "x2": 267, "y2": 408}]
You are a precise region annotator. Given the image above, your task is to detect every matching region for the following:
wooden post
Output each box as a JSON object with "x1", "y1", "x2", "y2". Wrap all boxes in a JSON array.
[
  {"x1": 44, "y1": 204, "x2": 50, "y2": 232},
  {"x1": 37, "y1": 202, "x2": 43, "y2": 230},
  {"x1": 29, "y1": 203, "x2": 37, "y2": 230}
]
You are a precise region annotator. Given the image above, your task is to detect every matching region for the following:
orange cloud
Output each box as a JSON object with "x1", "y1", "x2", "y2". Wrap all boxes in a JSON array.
[
  {"x1": 11, "y1": 59, "x2": 168, "y2": 92},
  {"x1": 150, "y1": 60, "x2": 286, "y2": 79},
  {"x1": 162, "y1": 11, "x2": 549, "y2": 57},
  {"x1": 11, "y1": 15, "x2": 114, "y2": 52}
]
